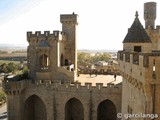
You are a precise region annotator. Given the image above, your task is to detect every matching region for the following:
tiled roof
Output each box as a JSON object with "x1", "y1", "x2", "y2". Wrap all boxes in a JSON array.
[{"x1": 123, "y1": 11, "x2": 151, "y2": 43}]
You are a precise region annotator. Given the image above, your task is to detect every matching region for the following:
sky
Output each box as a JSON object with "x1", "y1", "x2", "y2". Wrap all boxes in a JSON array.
[{"x1": 0, "y1": 0, "x2": 160, "y2": 50}]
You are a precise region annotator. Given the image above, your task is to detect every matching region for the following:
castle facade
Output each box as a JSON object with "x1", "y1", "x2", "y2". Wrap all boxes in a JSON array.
[
  {"x1": 2, "y1": 13, "x2": 122, "y2": 120},
  {"x1": 3, "y1": 2, "x2": 160, "y2": 120}
]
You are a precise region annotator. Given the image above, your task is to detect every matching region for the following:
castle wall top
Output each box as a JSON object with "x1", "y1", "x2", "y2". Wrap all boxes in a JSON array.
[
  {"x1": 37, "y1": 80, "x2": 122, "y2": 93},
  {"x1": 146, "y1": 25, "x2": 160, "y2": 33},
  {"x1": 118, "y1": 50, "x2": 160, "y2": 81},
  {"x1": 2, "y1": 79, "x2": 122, "y2": 93},
  {"x1": 118, "y1": 51, "x2": 160, "y2": 66},
  {"x1": 27, "y1": 31, "x2": 66, "y2": 38},
  {"x1": 60, "y1": 13, "x2": 78, "y2": 25},
  {"x1": 27, "y1": 31, "x2": 67, "y2": 42}
]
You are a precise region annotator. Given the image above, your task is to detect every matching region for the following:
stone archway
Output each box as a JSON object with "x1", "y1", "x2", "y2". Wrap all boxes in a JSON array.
[
  {"x1": 24, "y1": 95, "x2": 47, "y2": 120},
  {"x1": 97, "y1": 99, "x2": 117, "y2": 120},
  {"x1": 65, "y1": 98, "x2": 84, "y2": 120}
]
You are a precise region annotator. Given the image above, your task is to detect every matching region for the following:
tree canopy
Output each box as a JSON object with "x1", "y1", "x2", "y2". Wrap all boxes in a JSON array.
[{"x1": 78, "y1": 52, "x2": 111, "y2": 65}]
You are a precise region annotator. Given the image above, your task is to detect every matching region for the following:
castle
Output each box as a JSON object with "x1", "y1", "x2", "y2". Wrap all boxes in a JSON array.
[
  {"x1": 2, "y1": 13, "x2": 122, "y2": 120},
  {"x1": 2, "y1": 2, "x2": 160, "y2": 120}
]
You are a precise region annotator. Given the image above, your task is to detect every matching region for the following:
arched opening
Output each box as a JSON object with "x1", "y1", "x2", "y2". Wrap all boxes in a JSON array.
[
  {"x1": 60, "y1": 53, "x2": 64, "y2": 66},
  {"x1": 24, "y1": 95, "x2": 47, "y2": 120},
  {"x1": 65, "y1": 98, "x2": 84, "y2": 120},
  {"x1": 39, "y1": 54, "x2": 50, "y2": 69},
  {"x1": 65, "y1": 59, "x2": 69, "y2": 66},
  {"x1": 97, "y1": 99, "x2": 117, "y2": 120}
]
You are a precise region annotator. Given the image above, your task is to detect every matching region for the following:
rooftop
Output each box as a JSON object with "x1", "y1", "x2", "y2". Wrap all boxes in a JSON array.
[{"x1": 123, "y1": 11, "x2": 151, "y2": 43}]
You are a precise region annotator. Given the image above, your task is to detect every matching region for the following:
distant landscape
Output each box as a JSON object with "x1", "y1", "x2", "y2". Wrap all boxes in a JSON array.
[
  {"x1": 0, "y1": 44, "x2": 27, "y2": 50},
  {"x1": 0, "y1": 44, "x2": 117, "y2": 63},
  {"x1": 0, "y1": 44, "x2": 27, "y2": 62},
  {"x1": 0, "y1": 44, "x2": 118, "y2": 52}
]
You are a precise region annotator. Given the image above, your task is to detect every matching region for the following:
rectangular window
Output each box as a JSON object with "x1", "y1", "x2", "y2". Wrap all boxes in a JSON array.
[{"x1": 134, "y1": 46, "x2": 141, "y2": 52}]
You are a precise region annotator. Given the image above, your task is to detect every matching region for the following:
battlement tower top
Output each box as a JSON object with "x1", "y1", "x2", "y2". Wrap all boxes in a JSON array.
[
  {"x1": 27, "y1": 31, "x2": 67, "y2": 43},
  {"x1": 60, "y1": 12, "x2": 78, "y2": 25},
  {"x1": 27, "y1": 31, "x2": 66, "y2": 38}
]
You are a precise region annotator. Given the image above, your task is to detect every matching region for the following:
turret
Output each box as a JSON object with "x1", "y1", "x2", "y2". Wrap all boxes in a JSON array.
[
  {"x1": 144, "y1": 2, "x2": 156, "y2": 29},
  {"x1": 123, "y1": 11, "x2": 152, "y2": 53}
]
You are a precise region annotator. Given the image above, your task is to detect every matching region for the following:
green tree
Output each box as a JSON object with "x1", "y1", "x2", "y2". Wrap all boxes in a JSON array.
[
  {"x1": 0, "y1": 63, "x2": 8, "y2": 73},
  {"x1": 22, "y1": 66, "x2": 28, "y2": 74},
  {"x1": 78, "y1": 52, "x2": 111, "y2": 65},
  {"x1": 99, "y1": 53, "x2": 111, "y2": 61},
  {"x1": 7, "y1": 62, "x2": 18, "y2": 73},
  {"x1": 89, "y1": 53, "x2": 111, "y2": 63},
  {"x1": 78, "y1": 52, "x2": 87, "y2": 64},
  {"x1": 0, "y1": 90, "x2": 6, "y2": 103}
]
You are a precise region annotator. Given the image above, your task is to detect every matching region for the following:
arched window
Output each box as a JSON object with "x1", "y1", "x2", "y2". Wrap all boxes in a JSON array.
[{"x1": 39, "y1": 54, "x2": 50, "y2": 69}]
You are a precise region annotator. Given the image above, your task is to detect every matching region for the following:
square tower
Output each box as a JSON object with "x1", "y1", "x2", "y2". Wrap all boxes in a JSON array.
[{"x1": 60, "y1": 13, "x2": 78, "y2": 71}]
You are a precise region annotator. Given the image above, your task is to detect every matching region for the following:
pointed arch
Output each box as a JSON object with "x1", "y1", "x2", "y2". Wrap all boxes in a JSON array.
[
  {"x1": 60, "y1": 53, "x2": 64, "y2": 66},
  {"x1": 97, "y1": 99, "x2": 117, "y2": 120},
  {"x1": 65, "y1": 98, "x2": 84, "y2": 120},
  {"x1": 24, "y1": 95, "x2": 47, "y2": 120}
]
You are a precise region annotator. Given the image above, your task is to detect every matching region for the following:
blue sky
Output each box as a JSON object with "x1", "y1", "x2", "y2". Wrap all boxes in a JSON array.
[
  {"x1": 0, "y1": 0, "x2": 160, "y2": 50},
  {"x1": 0, "y1": 0, "x2": 41, "y2": 24}
]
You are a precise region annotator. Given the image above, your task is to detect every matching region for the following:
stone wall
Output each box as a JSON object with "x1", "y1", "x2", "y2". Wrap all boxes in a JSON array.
[{"x1": 3, "y1": 80, "x2": 122, "y2": 120}]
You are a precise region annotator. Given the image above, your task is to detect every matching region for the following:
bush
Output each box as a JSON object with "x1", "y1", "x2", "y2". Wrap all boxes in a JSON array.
[
  {"x1": 0, "y1": 62, "x2": 21, "y2": 74},
  {"x1": 0, "y1": 90, "x2": 6, "y2": 104}
]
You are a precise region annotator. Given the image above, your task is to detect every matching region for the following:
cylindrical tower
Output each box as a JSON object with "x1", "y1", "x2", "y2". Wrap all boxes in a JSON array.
[{"x1": 144, "y1": 2, "x2": 156, "y2": 28}]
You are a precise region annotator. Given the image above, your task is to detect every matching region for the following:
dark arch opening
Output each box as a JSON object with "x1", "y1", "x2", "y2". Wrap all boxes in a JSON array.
[
  {"x1": 97, "y1": 99, "x2": 117, "y2": 120},
  {"x1": 60, "y1": 53, "x2": 64, "y2": 66},
  {"x1": 65, "y1": 98, "x2": 84, "y2": 120},
  {"x1": 24, "y1": 95, "x2": 47, "y2": 120}
]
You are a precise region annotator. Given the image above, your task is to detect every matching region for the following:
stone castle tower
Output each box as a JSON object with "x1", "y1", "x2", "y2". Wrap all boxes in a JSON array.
[
  {"x1": 118, "y1": 2, "x2": 160, "y2": 119},
  {"x1": 27, "y1": 13, "x2": 78, "y2": 82},
  {"x1": 2, "y1": 13, "x2": 122, "y2": 120}
]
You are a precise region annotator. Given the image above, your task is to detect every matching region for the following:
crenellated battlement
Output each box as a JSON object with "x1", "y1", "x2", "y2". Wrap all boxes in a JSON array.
[
  {"x1": 118, "y1": 50, "x2": 160, "y2": 81},
  {"x1": 27, "y1": 30, "x2": 67, "y2": 42},
  {"x1": 60, "y1": 14, "x2": 78, "y2": 25},
  {"x1": 118, "y1": 51, "x2": 160, "y2": 66},
  {"x1": 36, "y1": 80, "x2": 122, "y2": 92},
  {"x1": 156, "y1": 25, "x2": 160, "y2": 30},
  {"x1": 2, "y1": 79, "x2": 27, "y2": 95},
  {"x1": 146, "y1": 25, "x2": 160, "y2": 33},
  {"x1": 154, "y1": 25, "x2": 160, "y2": 34},
  {"x1": 2, "y1": 79, "x2": 122, "y2": 95}
]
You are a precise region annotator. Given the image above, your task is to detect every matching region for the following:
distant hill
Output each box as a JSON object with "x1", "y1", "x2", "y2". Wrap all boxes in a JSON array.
[
  {"x1": 0, "y1": 44, "x2": 27, "y2": 50},
  {"x1": 78, "y1": 49, "x2": 118, "y2": 53},
  {"x1": 0, "y1": 44, "x2": 118, "y2": 53}
]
